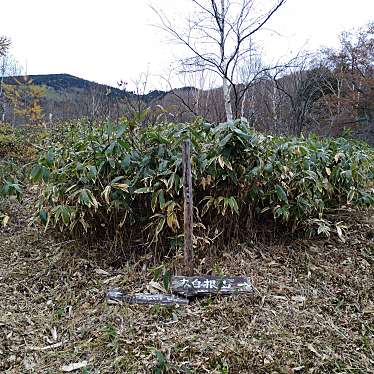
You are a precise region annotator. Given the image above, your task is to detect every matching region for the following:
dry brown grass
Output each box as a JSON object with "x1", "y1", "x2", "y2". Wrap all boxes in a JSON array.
[{"x1": 0, "y1": 194, "x2": 373, "y2": 373}]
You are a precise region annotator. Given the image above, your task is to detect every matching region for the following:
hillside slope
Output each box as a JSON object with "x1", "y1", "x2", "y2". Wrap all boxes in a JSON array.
[{"x1": 2, "y1": 73, "x2": 167, "y2": 101}]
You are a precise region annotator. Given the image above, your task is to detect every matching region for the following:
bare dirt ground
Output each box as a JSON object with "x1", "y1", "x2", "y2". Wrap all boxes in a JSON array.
[{"x1": 1, "y1": 195, "x2": 373, "y2": 373}]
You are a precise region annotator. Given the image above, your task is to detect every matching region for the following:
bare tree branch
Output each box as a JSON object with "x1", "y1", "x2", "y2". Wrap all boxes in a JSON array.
[
  {"x1": 0, "y1": 36, "x2": 11, "y2": 57},
  {"x1": 152, "y1": 0, "x2": 287, "y2": 121}
]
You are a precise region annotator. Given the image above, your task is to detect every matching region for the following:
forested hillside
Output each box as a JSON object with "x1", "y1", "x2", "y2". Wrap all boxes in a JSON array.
[{"x1": 0, "y1": 23, "x2": 372, "y2": 144}]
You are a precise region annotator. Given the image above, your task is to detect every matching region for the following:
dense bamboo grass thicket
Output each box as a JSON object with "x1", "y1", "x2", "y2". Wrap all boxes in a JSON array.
[
  {"x1": 1, "y1": 123, "x2": 46, "y2": 225},
  {"x1": 27, "y1": 119, "x2": 374, "y2": 249}
]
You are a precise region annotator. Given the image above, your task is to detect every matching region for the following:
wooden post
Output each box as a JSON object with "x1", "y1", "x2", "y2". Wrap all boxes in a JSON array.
[{"x1": 182, "y1": 139, "x2": 193, "y2": 272}]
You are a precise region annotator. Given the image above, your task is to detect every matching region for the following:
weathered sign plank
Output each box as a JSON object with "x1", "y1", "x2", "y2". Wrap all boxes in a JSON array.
[
  {"x1": 171, "y1": 276, "x2": 253, "y2": 297},
  {"x1": 106, "y1": 289, "x2": 189, "y2": 305}
]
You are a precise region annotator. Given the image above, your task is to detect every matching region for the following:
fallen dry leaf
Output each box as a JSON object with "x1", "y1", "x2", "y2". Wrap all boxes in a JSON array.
[{"x1": 61, "y1": 360, "x2": 88, "y2": 372}]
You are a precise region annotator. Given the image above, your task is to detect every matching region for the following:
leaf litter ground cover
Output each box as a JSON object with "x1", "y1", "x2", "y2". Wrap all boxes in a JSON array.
[{"x1": 1, "y1": 194, "x2": 373, "y2": 373}]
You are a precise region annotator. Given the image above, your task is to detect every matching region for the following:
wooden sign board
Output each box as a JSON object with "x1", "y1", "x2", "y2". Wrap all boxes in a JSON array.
[
  {"x1": 171, "y1": 276, "x2": 253, "y2": 297},
  {"x1": 106, "y1": 289, "x2": 189, "y2": 305}
]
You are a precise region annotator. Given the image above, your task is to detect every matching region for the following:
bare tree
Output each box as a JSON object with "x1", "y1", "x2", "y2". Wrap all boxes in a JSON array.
[
  {"x1": 159, "y1": 65, "x2": 220, "y2": 122},
  {"x1": 118, "y1": 71, "x2": 151, "y2": 124},
  {"x1": 267, "y1": 54, "x2": 335, "y2": 135},
  {"x1": 0, "y1": 36, "x2": 11, "y2": 57},
  {"x1": 83, "y1": 82, "x2": 113, "y2": 126},
  {"x1": 0, "y1": 37, "x2": 17, "y2": 122},
  {"x1": 152, "y1": 0, "x2": 287, "y2": 121},
  {"x1": 319, "y1": 23, "x2": 374, "y2": 136}
]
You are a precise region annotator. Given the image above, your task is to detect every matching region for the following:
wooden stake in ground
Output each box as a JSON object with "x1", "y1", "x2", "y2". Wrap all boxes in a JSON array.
[{"x1": 182, "y1": 139, "x2": 193, "y2": 272}]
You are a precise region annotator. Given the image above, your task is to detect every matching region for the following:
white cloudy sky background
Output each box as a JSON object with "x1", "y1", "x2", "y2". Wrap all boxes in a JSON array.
[{"x1": 2, "y1": 0, "x2": 373, "y2": 91}]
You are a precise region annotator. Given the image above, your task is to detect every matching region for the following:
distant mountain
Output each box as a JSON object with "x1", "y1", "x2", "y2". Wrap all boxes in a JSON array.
[{"x1": 2, "y1": 73, "x2": 168, "y2": 102}]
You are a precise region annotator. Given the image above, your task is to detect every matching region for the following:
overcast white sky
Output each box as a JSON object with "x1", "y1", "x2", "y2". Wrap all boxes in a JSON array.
[{"x1": 2, "y1": 0, "x2": 373, "y2": 91}]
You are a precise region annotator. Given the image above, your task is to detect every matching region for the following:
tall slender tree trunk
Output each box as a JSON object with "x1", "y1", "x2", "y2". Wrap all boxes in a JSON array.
[
  {"x1": 219, "y1": 0, "x2": 233, "y2": 122},
  {"x1": 272, "y1": 81, "x2": 278, "y2": 132},
  {"x1": 241, "y1": 90, "x2": 247, "y2": 120},
  {"x1": 0, "y1": 57, "x2": 5, "y2": 122},
  {"x1": 223, "y1": 76, "x2": 233, "y2": 121}
]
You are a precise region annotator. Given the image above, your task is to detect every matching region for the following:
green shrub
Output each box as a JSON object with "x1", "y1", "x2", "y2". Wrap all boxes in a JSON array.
[
  {"x1": 0, "y1": 166, "x2": 23, "y2": 226},
  {"x1": 31, "y1": 119, "x2": 374, "y2": 248},
  {"x1": 0, "y1": 124, "x2": 23, "y2": 206},
  {"x1": 0, "y1": 122, "x2": 49, "y2": 225},
  {"x1": 0, "y1": 122, "x2": 18, "y2": 158},
  {"x1": 0, "y1": 122, "x2": 49, "y2": 161},
  {"x1": 0, "y1": 122, "x2": 45, "y2": 201}
]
